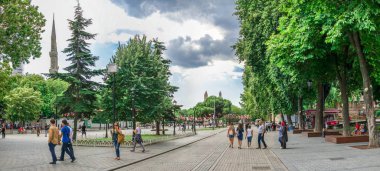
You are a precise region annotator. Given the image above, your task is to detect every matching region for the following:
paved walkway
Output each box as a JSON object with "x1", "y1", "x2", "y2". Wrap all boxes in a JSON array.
[
  {"x1": 118, "y1": 129, "x2": 287, "y2": 171},
  {"x1": 0, "y1": 129, "x2": 222, "y2": 171},
  {"x1": 270, "y1": 132, "x2": 380, "y2": 171}
]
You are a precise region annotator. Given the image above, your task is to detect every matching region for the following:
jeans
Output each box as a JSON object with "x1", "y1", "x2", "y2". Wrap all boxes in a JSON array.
[
  {"x1": 113, "y1": 141, "x2": 120, "y2": 157},
  {"x1": 258, "y1": 133, "x2": 267, "y2": 148},
  {"x1": 60, "y1": 142, "x2": 75, "y2": 160},
  {"x1": 48, "y1": 143, "x2": 57, "y2": 162},
  {"x1": 132, "y1": 135, "x2": 145, "y2": 151}
]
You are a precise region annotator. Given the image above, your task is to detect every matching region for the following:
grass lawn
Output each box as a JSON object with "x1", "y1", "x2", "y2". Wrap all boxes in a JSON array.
[
  {"x1": 94, "y1": 134, "x2": 172, "y2": 142},
  {"x1": 197, "y1": 127, "x2": 224, "y2": 131}
]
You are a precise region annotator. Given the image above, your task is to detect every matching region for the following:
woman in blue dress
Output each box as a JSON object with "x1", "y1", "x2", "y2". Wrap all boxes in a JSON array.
[{"x1": 236, "y1": 123, "x2": 244, "y2": 149}]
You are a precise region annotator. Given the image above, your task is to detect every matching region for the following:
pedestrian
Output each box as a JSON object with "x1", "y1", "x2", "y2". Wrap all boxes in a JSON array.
[
  {"x1": 236, "y1": 123, "x2": 244, "y2": 149},
  {"x1": 1, "y1": 122, "x2": 5, "y2": 139},
  {"x1": 227, "y1": 123, "x2": 235, "y2": 148},
  {"x1": 48, "y1": 119, "x2": 59, "y2": 164},
  {"x1": 81, "y1": 124, "x2": 86, "y2": 138},
  {"x1": 246, "y1": 125, "x2": 253, "y2": 147},
  {"x1": 112, "y1": 123, "x2": 123, "y2": 160},
  {"x1": 36, "y1": 122, "x2": 41, "y2": 137},
  {"x1": 58, "y1": 120, "x2": 76, "y2": 162},
  {"x1": 256, "y1": 121, "x2": 267, "y2": 149},
  {"x1": 67, "y1": 123, "x2": 75, "y2": 157},
  {"x1": 279, "y1": 121, "x2": 288, "y2": 149},
  {"x1": 131, "y1": 123, "x2": 145, "y2": 152}
]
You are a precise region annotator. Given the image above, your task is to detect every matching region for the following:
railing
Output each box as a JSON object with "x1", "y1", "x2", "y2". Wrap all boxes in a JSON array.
[{"x1": 73, "y1": 132, "x2": 195, "y2": 148}]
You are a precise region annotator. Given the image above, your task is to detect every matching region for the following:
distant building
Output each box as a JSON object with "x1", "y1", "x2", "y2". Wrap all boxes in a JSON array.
[
  {"x1": 204, "y1": 91, "x2": 208, "y2": 101},
  {"x1": 12, "y1": 63, "x2": 24, "y2": 75},
  {"x1": 219, "y1": 91, "x2": 222, "y2": 98}
]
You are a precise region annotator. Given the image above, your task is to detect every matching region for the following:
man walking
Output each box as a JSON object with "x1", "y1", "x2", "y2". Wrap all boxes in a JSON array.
[
  {"x1": 58, "y1": 120, "x2": 76, "y2": 162},
  {"x1": 81, "y1": 124, "x2": 86, "y2": 138},
  {"x1": 48, "y1": 119, "x2": 59, "y2": 164},
  {"x1": 36, "y1": 122, "x2": 41, "y2": 137},
  {"x1": 257, "y1": 121, "x2": 267, "y2": 149}
]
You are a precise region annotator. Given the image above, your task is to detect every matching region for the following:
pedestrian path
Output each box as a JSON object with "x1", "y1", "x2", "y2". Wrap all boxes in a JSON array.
[
  {"x1": 0, "y1": 129, "x2": 222, "y2": 171},
  {"x1": 268, "y1": 130, "x2": 380, "y2": 171},
  {"x1": 117, "y1": 128, "x2": 288, "y2": 171}
]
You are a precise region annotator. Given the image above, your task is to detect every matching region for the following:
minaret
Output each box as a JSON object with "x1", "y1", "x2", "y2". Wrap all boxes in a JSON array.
[
  {"x1": 49, "y1": 14, "x2": 59, "y2": 74},
  {"x1": 219, "y1": 91, "x2": 222, "y2": 98},
  {"x1": 204, "y1": 91, "x2": 208, "y2": 101}
]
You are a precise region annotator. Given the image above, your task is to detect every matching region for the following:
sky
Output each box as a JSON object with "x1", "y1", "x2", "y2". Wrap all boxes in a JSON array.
[{"x1": 27, "y1": 0, "x2": 244, "y2": 109}]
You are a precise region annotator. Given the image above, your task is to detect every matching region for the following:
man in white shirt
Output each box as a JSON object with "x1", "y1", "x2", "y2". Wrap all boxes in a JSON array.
[{"x1": 257, "y1": 121, "x2": 267, "y2": 149}]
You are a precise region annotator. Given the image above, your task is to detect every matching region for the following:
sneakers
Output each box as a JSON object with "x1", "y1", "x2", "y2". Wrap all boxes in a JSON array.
[
  {"x1": 71, "y1": 158, "x2": 76, "y2": 163},
  {"x1": 142, "y1": 150, "x2": 145, "y2": 153}
]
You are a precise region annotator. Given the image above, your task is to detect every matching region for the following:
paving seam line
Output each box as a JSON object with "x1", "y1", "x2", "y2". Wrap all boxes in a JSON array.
[
  {"x1": 207, "y1": 143, "x2": 229, "y2": 171},
  {"x1": 107, "y1": 129, "x2": 226, "y2": 171},
  {"x1": 191, "y1": 143, "x2": 228, "y2": 171},
  {"x1": 268, "y1": 149, "x2": 290, "y2": 171}
]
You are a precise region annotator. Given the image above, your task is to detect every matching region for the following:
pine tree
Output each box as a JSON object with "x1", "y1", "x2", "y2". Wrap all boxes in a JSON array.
[{"x1": 58, "y1": 2, "x2": 100, "y2": 140}]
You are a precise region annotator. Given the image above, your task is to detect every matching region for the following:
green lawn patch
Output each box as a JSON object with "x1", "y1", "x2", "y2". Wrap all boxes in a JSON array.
[{"x1": 94, "y1": 134, "x2": 171, "y2": 142}]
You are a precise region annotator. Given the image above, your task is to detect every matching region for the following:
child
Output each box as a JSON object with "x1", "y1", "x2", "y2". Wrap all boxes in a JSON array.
[{"x1": 246, "y1": 125, "x2": 253, "y2": 147}]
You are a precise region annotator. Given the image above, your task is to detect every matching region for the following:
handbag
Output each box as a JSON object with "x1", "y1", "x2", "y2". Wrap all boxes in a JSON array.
[{"x1": 117, "y1": 132, "x2": 125, "y2": 143}]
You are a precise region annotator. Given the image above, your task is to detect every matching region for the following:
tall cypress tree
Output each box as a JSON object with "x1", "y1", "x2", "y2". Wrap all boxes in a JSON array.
[{"x1": 58, "y1": 2, "x2": 100, "y2": 140}]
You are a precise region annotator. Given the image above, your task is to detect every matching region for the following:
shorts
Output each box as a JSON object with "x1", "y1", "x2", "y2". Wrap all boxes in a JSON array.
[
  {"x1": 229, "y1": 135, "x2": 234, "y2": 139},
  {"x1": 247, "y1": 136, "x2": 252, "y2": 142},
  {"x1": 237, "y1": 135, "x2": 243, "y2": 141}
]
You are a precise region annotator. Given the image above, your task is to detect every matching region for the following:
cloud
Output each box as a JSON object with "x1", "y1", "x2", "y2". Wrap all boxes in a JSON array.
[{"x1": 166, "y1": 34, "x2": 237, "y2": 68}]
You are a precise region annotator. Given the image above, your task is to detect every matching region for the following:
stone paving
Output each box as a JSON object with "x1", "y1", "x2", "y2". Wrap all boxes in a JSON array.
[
  {"x1": 269, "y1": 132, "x2": 380, "y2": 171},
  {"x1": 0, "y1": 128, "x2": 221, "y2": 171},
  {"x1": 118, "y1": 129, "x2": 287, "y2": 171}
]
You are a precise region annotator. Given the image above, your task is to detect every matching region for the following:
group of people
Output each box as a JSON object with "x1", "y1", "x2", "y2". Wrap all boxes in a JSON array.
[
  {"x1": 111, "y1": 123, "x2": 146, "y2": 160},
  {"x1": 227, "y1": 120, "x2": 289, "y2": 149},
  {"x1": 47, "y1": 119, "x2": 76, "y2": 164},
  {"x1": 352, "y1": 122, "x2": 367, "y2": 135}
]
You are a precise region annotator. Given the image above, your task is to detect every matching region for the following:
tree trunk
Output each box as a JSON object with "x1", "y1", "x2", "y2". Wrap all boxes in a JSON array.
[
  {"x1": 298, "y1": 96, "x2": 304, "y2": 130},
  {"x1": 162, "y1": 118, "x2": 165, "y2": 135},
  {"x1": 286, "y1": 114, "x2": 293, "y2": 126},
  {"x1": 349, "y1": 32, "x2": 378, "y2": 147},
  {"x1": 99, "y1": 123, "x2": 101, "y2": 130},
  {"x1": 73, "y1": 114, "x2": 78, "y2": 140},
  {"x1": 155, "y1": 120, "x2": 160, "y2": 135},
  {"x1": 335, "y1": 46, "x2": 351, "y2": 136},
  {"x1": 315, "y1": 82, "x2": 324, "y2": 132}
]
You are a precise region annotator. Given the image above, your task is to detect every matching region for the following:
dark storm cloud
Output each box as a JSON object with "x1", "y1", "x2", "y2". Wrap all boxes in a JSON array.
[
  {"x1": 111, "y1": 0, "x2": 239, "y2": 68},
  {"x1": 166, "y1": 34, "x2": 236, "y2": 68}
]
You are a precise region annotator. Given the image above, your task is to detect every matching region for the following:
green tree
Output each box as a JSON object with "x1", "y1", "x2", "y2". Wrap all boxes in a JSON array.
[
  {"x1": 52, "y1": 2, "x2": 100, "y2": 140},
  {"x1": 4, "y1": 87, "x2": 42, "y2": 124},
  {"x1": 107, "y1": 35, "x2": 177, "y2": 135},
  {"x1": 0, "y1": 0, "x2": 45, "y2": 68}
]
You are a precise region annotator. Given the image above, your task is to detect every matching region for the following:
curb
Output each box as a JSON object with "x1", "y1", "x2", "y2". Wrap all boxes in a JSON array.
[{"x1": 107, "y1": 129, "x2": 225, "y2": 171}]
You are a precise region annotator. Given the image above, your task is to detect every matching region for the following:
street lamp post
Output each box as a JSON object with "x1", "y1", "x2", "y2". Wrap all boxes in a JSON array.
[
  {"x1": 173, "y1": 100, "x2": 177, "y2": 136},
  {"x1": 213, "y1": 96, "x2": 216, "y2": 130},
  {"x1": 107, "y1": 63, "x2": 117, "y2": 137},
  {"x1": 193, "y1": 108, "x2": 197, "y2": 135}
]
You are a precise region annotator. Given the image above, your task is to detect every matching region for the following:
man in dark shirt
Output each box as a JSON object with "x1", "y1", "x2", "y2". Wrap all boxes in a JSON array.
[
  {"x1": 58, "y1": 120, "x2": 75, "y2": 162},
  {"x1": 81, "y1": 124, "x2": 86, "y2": 138}
]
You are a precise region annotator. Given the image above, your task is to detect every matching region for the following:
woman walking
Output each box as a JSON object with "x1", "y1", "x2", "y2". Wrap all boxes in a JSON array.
[
  {"x1": 279, "y1": 121, "x2": 288, "y2": 149},
  {"x1": 227, "y1": 123, "x2": 235, "y2": 148},
  {"x1": 257, "y1": 121, "x2": 267, "y2": 149},
  {"x1": 112, "y1": 123, "x2": 123, "y2": 160},
  {"x1": 236, "y1": 123, "x2": 244, "y2": 149},
  {"x1": 131, "y1": 123, "x2": 145, "y2": 152},
  {"x1": 246, "y1": 125, "x2": 253, "y2": 147}
]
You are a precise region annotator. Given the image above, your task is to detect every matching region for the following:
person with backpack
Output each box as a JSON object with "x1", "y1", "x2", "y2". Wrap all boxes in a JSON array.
[
  {"x1": 236, "y1": 123, "x2": 244, "y2": 149},
  {"x1": 227, "y1": 123, "x2": 236, "y2": 148},
  {"x1": 48, "y1": 119, "x2": 59, "y2": 164},
  {"x1": 58, "y1": 120, "x2": 75, "y2": 162},
  {"x1": 1, "y1": 122, "x2": 5, "y2": 139},
  {"x1": 112, "y1": 123, "x2": 123, "y2": 160},
  {"x1": 130, "y1": 123, "x2": 145, "y2": 153}
]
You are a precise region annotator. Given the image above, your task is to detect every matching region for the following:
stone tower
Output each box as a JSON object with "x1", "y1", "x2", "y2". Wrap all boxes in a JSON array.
[
  {"x1": 49, "y1": 15, "x2": 59, "y2": 74},
  {"x1": 219, "y1": 91, "x2": 222, "y2": 98},
  {"x1": 204, "y1": 91, "x2": 208, "y2": 101}
]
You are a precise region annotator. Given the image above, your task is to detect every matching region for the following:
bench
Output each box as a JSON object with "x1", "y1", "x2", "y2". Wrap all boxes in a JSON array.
[
  {"x1": 293, "y1": 129, "x2": 313, "y2": 134},
  {"x1": 302, "y1": 131, "x2": 341, "y2": 137},
  {"x1": 325, "y1": 135, "x2": 369, "y2": 144}
]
